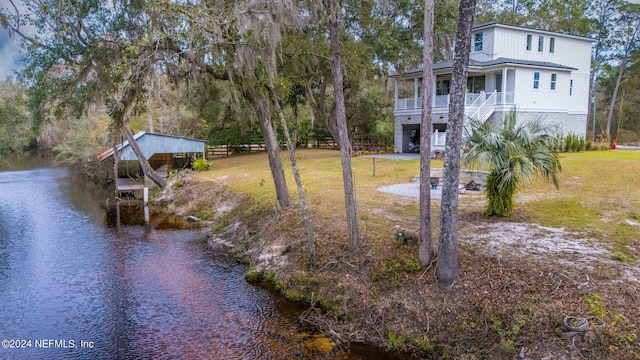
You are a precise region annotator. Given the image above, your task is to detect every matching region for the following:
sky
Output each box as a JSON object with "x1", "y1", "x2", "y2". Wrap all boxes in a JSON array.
[
  {"x1": 0, "y1": 26, "x2": 22, "y2": 81},
  {"x1": 0, "y1": 0, "x2": 29, "y2": 83}
]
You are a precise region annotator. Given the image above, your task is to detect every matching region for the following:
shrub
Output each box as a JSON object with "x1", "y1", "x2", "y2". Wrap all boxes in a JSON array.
[
  {"x1": 191, "y1": 158, "x2": 212, "y2": 171},
  {"x1": 563, "y1": 133, "x2": 587, "y2": 152},
  {"x1": 490, "y1": 317, "x2": 525, "y2": 353},
  {"x1": 372, "y1": 255, "x2": 422, "y2": 287},
  {"x1": 550, "y1": 133, "x2": 589, "y2": 152}
]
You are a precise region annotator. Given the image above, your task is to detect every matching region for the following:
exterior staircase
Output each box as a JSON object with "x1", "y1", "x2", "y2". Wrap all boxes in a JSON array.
[
  {"x1": 430, "y1": 91, "x2": 497, "y2": 152},
  {"x1": 465, "y1": 91, "x2": 497, "y2": 123}
]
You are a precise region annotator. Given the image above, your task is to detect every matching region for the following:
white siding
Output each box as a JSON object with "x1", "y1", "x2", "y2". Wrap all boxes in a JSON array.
[
  {"x1": 482, "y1": 24, "x2": 593, "y2": 117},
  {"x1": 568, "y1": 73, "x2": 590, "y2": 114},
  {"x1": 470, "y1": 28, "x2": 495, "y2": 62},
  {"x1": 512, "y1": 68, "x2": 574, "y2": 112},
  {"x1": 488, "y1": 26, "x2": 592, "y2": 76}
]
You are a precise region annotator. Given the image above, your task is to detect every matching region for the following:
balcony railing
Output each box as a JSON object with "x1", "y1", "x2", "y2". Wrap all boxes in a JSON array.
[
  {"x1": 395, "y1": 91, "x2": 514, "y2": 111},
  {"x1": 434, "y1": 95, "x2": 449, "y2": 108},
  {"x1": 395, "y1": 97, "x2": 420, "y2": 110}
]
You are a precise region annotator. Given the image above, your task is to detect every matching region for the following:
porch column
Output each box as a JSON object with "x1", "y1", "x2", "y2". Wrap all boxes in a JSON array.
[
  {"x1": 501, "y1": 68, "x2": 507, "y2": 105},
  {"x1": 394, "y1": 80, "x2": 399, "y2": 109},
  {"x1": 414, "y1": 77, "x2": 419, "y2": 109},
  {"x1": 432, "y1": 79, "x2": 437, "y2": 108}
]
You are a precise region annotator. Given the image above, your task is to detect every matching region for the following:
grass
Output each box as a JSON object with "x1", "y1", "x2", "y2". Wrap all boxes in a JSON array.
[
  {"x1": 517, "y1": 150, "x2": 640, "y2": 259},
  {"x1": 197, "y1": 148, "x2": 639, "y2": 252},
  {"x1": 187, "y1": 148, "x2": 640, "y2": 358},
  {"x1": 197, "y1": 148, "x2": 640, "y2": 281},
  {"x1": 196, "y1": 149, "x2": 434, "y2": 246}
]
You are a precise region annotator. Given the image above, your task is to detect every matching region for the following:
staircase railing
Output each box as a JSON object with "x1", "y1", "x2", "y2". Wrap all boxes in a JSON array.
[{"x1": 467, "y1": 91, "x2": 497, "y2": 122}]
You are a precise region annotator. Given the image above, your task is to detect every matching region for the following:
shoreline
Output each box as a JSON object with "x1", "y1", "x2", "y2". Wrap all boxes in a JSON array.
[{"x1": 152, "y1": 155, "x2": 640, "y2": 359}]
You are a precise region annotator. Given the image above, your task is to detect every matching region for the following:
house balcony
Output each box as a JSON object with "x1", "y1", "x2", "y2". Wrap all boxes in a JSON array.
[
  {"x1": 394, "y1": 91, "x2": 515, "y2": 113},
  {"x1": 396, "y1": 90, "x2": 513, "y2": 154}
]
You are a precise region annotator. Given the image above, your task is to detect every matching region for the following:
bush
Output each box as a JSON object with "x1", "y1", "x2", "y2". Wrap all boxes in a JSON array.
[
  {"x1": 550, "y1": 133, "x2": 588, "y2": 152},
  {"x1": 564, "y1": 133, "x2": 586, "y2": 152},
  {"x1": 191, "y1": 158, "x2": 212, "y2": 171}
]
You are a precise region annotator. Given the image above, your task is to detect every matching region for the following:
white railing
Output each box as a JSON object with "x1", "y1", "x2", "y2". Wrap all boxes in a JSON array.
[
  {"x1": 464, "y1": 92, "x2": 485, "y2": 120},
  {"x1": 396, "y1": 91, "x2": 514, "y2": 111},
  {"x1": 495, "y1": 92, "x2": 515, "y2": 105},
  {"x1": 505, "y1": 92, "x2": 514, "y2": 104},
  {"x1": 467, "y1": 91, "x2": 497, "y2": 122},
  {"x1": 465, "y1": 93, "x2": 483, "y2": 105},
  {"x1": 395, "y1": 97, "x2": 421, "y2": 110},
  {"x1": 431, "y1": 130, "x2": 446, "y2": 149},
  {"x1": 434, "y1": 95, "x2": 449, "y2": 108}
]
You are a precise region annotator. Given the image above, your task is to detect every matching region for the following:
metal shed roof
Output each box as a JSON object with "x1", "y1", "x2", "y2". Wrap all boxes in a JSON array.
[{"x1": 97, "y1": 132, "x2": 207, "y2": 161}]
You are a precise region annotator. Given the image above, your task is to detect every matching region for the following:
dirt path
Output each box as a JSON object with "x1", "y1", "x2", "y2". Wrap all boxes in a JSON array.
[{"x1": 459, "y1": 221, "x2": 640, "y2": 284}]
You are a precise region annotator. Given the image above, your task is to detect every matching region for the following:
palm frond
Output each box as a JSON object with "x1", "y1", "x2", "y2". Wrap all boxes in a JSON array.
[{"x1": 463, "y1": 110, "x2": 563, "y2": 216}]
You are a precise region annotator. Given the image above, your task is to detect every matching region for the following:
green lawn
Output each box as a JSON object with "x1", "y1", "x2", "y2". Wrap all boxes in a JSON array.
[
  {"x1": 198, "y1": 148, "x2": 639, "y2": 258},
  {"x1": 516, "y1": 150, "x2": 640, "y2": 259}
]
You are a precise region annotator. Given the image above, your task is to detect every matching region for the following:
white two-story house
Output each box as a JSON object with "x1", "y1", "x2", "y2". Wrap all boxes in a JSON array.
[{"x1": 392, "y1": 22, "x2": 595, "y2": 153}]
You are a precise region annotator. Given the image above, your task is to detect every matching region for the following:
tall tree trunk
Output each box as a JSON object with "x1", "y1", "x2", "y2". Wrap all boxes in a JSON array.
[
  {"x1": 267, "y1": 86, "x2": 317, "y2": 267},
  {"x1": 122, "y1": 124, "x2": 166, "y2": 188},
  {"x1": 242, "y1": 87, "x2": 292, "y2": 209},
  {"x1": 306, "y1": 80, "x2": 339, "y2": 143},
  {"x1": 419, "y1": 0, "x2": 435, "y2": 267},
  {"x1": 330, "y1": 12, "x2": 360, "y2": 250},
  {"x1": 606, "y1": 56, "x2": 626, "y2": 140},
  {"x1": 615, "y1": 92, "x2": 625, "y2": 139},
  {"x1": 438, "y1": 0, "x2": 476, "y2": 286}
]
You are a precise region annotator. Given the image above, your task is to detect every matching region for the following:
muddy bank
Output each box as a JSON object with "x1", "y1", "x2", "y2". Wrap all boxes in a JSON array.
[{"x1": 154, "y1": 171, "x2": 640, "y2": 359}]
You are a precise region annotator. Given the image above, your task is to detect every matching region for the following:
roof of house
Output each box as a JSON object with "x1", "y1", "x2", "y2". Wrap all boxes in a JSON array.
[
  {"x1": 472, "y1": 22, "x2": 596, "y2": 43},
  {"x1": 397, "y1": 57, "x2": 577, "y2": 77},
  {"x1": 97, "y1": 131, "x2": 207, "y2": 161}
]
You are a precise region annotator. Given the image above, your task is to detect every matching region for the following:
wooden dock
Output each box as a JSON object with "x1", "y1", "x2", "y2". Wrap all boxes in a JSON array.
[{"x1": 115, "y1": 178, "x2": 145, "y2": 192}]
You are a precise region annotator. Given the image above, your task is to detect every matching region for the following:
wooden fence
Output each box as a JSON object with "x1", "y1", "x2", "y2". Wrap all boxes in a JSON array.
[
  {"x1": 206, "y1": 144, "x2": 267, "y2": 159},
  {"x1": 206, "y1": 137, "x2": 386, "y2": 160}
]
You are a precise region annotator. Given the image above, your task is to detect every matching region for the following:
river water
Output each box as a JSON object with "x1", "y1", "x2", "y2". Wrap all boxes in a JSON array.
[{"x1": 0, "y1": 156, "x2": 401, "y2": 359}]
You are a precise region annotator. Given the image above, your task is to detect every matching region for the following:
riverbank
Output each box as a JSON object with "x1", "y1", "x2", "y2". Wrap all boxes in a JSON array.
[{"x1": 154, "y1": 149, "x2": 640, "y2": 359}]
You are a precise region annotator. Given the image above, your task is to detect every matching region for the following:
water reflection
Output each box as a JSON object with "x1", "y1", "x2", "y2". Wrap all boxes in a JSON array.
[{"x1": 0, "y1": 156, "x2": 408, "y2": 359}]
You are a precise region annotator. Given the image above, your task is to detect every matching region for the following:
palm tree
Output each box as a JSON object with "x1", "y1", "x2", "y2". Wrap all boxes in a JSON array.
[{"x1": 463, "y1": 111, "x2": 562, "y2": 217}]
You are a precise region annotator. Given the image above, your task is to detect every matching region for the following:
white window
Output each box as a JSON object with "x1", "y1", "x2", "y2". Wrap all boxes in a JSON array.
[
  {"x1": 474, "y1": 32, "x2": 483, "y2": 51},
  {"x1": 550, "y1": 73, "x2": 557, "y2": 90},
  {"x1": 526, "y1": 34, "x2": 533, "y2": 51},
  {"x1": 538, "y1": 36, "x2": 544, "y2": 52},
  {"x1": 549, "y1": 37, "x2": 555, "y2": 53},
  {"x1": 533, "y1": 72, "x2": 540, "y2": 89}
]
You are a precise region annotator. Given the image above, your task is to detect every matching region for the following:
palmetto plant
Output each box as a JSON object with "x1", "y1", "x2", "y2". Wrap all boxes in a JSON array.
[{"x1": 463, "y1": 111, "x2": 562, "y2": 217}]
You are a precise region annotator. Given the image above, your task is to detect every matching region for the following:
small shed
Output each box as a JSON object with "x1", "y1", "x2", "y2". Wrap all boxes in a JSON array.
[
  {"x1": 98, "y1": 132, "x2": 208, "y2": 199},
  {"x1": 98, "y1": 131, "x2": 207, "y2": 163}
]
